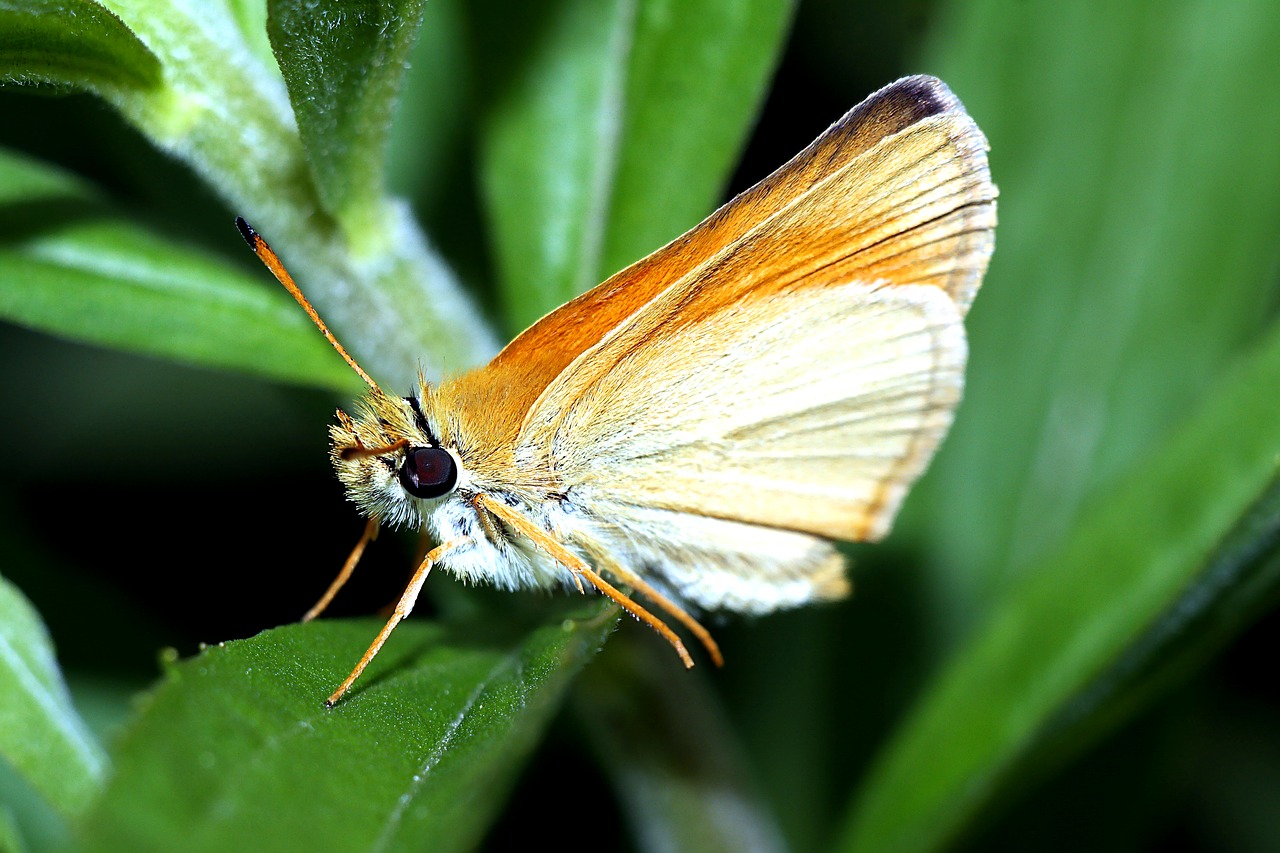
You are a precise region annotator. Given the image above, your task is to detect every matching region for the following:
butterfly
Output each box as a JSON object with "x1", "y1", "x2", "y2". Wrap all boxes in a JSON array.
[{"x1": 237, "y1": 74, "x2": 996, "y2": 706}]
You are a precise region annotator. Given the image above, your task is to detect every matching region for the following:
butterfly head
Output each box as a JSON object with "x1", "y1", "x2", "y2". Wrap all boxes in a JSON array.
[{"x1": 329, "y1": 388, "x2": 465, "y2": 530}]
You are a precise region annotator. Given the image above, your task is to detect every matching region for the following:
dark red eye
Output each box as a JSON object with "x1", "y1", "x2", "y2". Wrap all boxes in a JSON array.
[{"x1": 398, "y1": 447, "x2": 458, "y2": 499}]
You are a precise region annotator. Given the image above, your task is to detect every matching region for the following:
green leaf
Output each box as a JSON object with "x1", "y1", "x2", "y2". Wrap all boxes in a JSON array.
[
  {"x1": 839, "y1": 319, "x2": 1280, "y2": 853},
  {"x1": 77, "y1": 604, "x2": 616, "y2": 853},
  {"x1": 596, "y1": 0, "x2": 794, "y2": 278},
  {"x1": 833, "y1": 1, "x2": 1280, "y2": 845},
  {"x1": 0, "y1": 747, "x2": 69, "y2": 853},
  {"x1": 475, "y1": 0, "x2": 793, "y2": 333},
  {"x1": 0, "y1": 0, "x2": 160, "y2": 94},
  {"x1": 225, "y1": 0, "x2": 275, "y2": 77},
  {"x1": 268, "y1": 0, "x2": 427, "y2": 246},
  {"x1": 0, "y1": 575, "x2": 106, "y2": 820},
  {"x1": 0, "y1": 807, "x2": 26, "y2": 853},
  {"x1": 0, "y1": 149, "x2": 359, "y2": 391},
  {"x1": 905, "y1": 0, "x2": 1280, "y2": 638},
  {"x1": 76, "y1": 0, "x2": 496, "y2": 387},
  {"x1": 385, "y1": 0, "x2": 471, "y2": 227}
]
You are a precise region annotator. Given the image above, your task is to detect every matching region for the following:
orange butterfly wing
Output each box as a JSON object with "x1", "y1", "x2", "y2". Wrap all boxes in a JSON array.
[
  {"x1": 508, "y1": 76, "x2": 994, "y2": 550},
  {"x1": 472, "y1": 76, "x2": 991, "y2": 436}
]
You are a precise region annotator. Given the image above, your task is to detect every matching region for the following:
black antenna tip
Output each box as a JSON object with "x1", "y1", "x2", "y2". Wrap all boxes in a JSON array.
[{"x1": 234, "y1": 216, "x2": 257, "y2": 247}]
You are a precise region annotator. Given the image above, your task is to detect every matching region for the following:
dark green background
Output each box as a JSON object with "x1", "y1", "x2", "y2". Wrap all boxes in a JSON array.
[{"x1": 2, "y1": 1, "x2": 1278, "y2": 851}]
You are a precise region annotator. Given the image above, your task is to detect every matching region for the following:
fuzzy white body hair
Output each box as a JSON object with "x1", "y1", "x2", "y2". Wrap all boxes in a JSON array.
[
  {"x1": 424, "y1": 491, "x2": 584, "y2": 592},
  {"x1": 414, "y1": 482, "x2": 844, "y2": 614}
]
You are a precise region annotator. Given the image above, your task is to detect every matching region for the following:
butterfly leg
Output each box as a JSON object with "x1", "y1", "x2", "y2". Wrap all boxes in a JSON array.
[
  {"x1": 579, "y1": 543, "x2": 724, "y2": 667},
  {"x1": 303, "y1": 517, "x2": 379, "y2": 622},
  {"x1": 323, "y1": 537, "x2": 467, "y2": 707},
  {"x1": 476, "y1": 494, "x2": 695, "y2": 669},
  {"x1": 470, "y1": 494, "x2": 584, "y2": 592}
]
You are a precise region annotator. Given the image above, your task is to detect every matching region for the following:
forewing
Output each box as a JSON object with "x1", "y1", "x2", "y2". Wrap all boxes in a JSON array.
[
  {"x1": 527, "y1": 282, "x2": 967, "y2": 543},
  {"x1": 474, "y1": 75, "x2": 992, "y2": 439}
]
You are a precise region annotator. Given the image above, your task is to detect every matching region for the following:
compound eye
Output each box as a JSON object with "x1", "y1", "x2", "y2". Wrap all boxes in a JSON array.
[{"x1": 398, "y1": 446, "x2": 458, "y2": 499}]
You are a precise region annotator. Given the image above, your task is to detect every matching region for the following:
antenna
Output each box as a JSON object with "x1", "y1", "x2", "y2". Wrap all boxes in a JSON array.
[{"x1": 235, "y1": 217, "x2": 381, "y2": 393}]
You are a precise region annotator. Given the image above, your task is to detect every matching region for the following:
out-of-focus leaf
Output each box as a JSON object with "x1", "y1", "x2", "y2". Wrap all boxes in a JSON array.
[
  {"x1": 0, "y1": 149, "x2": 358, "y2": 390},
  {"x1": 77, "y1": 603, "x2": 616, "y2": 853},
  {"x1": 574, "y1": 634, "x2": 788, "y2": 853},
  {"x1": 840, "y1": 319, "x2": 1280, "y2": 853},
  {"x1": 596, "y1": 0, "x2": 794, "y2": 278},
  {"x1": 225, "y1": 0, "x2": 274, "y2": 77},
  {"x1": 0, "y1": 0, "x2": 160, "y2": 94},
  {"x1": 0, "y1": 575, "x2": 106, "y2": 820},
  {"x1": 475, "y1": 0, "x2": 792, "y2": 333},
  {"x1": 828, "y1": 3, "x2": 1280, "y2": 848},
  {"x1": 1186, "y1": 693, "x2": 1280, "y2": 853},
  {"x1": 386, "y1": 0, "x2": 468, "y2": 210},
  {"x1": 475, "y1": 0, "x2": 634, "y2": 332},
  {"x1": 0, "y1": 737, "x2": 69, "y2": 853},
  {"x1": 268, "y1": 0, "x2": 426, "y2": 246},
  {"x1": 905, "y1": 0, "x2": 1280, "y2": 637},
  {"x1": 0, "y1": 806, "x2": 25, "y2": 853}
]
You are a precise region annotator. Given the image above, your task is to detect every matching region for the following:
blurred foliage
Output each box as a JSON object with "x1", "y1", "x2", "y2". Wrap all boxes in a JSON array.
[{"x1": 1, "y1": 1, "x2": 1279, "y2": 852}]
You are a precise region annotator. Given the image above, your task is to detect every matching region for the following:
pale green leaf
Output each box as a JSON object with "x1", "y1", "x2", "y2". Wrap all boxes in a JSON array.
[
  {"x1": 0, "y1": 576, "x2": 106, "y2": 820},
  {"x1": 841, "y1": 319, "x2": 1280, "y2": 852},
  {"x1": 0, "y1": 149, "x2": 359, "y2": 390},
  {"x1": 476, "y1": 0, "x2": 792, "y2": 333}
]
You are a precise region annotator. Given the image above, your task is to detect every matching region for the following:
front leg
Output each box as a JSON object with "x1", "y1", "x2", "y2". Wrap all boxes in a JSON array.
[
  {"x1": 468, "y1": 492, "x2": 584, "y2": 594},
  {"x1": 324, "y1": 537, "x2": 468, "y2": 707},
  {"x1": 475, "y1": 494, "x2": 694, "y2": 668}
]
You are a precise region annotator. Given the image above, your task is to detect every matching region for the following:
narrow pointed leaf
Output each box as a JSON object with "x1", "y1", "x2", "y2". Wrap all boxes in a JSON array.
[
  {"x1": 0, "y1": 149, "x2": 357, "y2": 391},
  {"x1": 385, "y1": 0, "x2": 468, "y2": 207},
  {"x1": 267, "y1": 0, "x2": 427, "y2": 244},
  {"x1": 841, "y1": 320, "x2": 1280, "y2": 853},
  {"x1": 476, "y1": 0, "x2": 792, "y2": 332},
  {"x1": 0, "y1": 808, "x2": 25, "y2": 853},
  {"x1": 907, "y1": 0, "x2": 1280, "y2": 633},
  {"x1": 596, "y1": 0, "x2": 794, "y2": 278},
  {"x1": 78, "y1": 604, "x2": 616, "y2": 853}
]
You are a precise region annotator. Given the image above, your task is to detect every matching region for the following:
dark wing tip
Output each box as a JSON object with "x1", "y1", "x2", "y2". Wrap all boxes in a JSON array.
[
  {"x1": 874, "y1": 75, "x2": 965, "y2": 125},
  {"x1": 812, "y1": 75, "x2": 973, "y2": 164}
]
